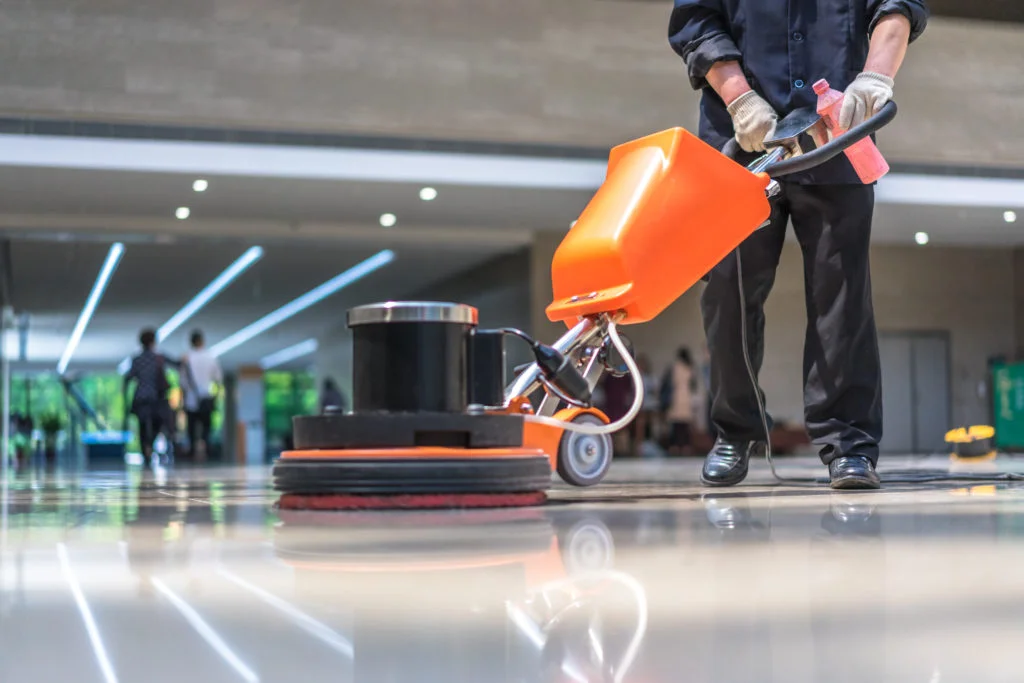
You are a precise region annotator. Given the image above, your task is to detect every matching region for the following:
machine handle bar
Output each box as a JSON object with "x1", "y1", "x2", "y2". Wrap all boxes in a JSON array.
[{"x1": 721, "y1": 100, "x2": 898, "y2": 178}]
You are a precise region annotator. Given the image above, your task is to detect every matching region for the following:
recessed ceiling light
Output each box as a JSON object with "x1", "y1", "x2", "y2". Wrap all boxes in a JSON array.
[
  {"x1": 379, "y1": 213, "x2": 397, "y2": 227},
  {"x1": 1005, "y1": 210, "x2": 1018, "y2": 223},
  {"x1": 175, "y1": 207, "x2": 191, "y2": 220},
  {"x1": 419, "y1": 187, "x2": 437, "y2": 201},
  {"x1": 914, "y1": 231, "x2": 929, "y2": 246},
  {"x1": 193, "y1": 179, "x2": 209, "y2": 192}
]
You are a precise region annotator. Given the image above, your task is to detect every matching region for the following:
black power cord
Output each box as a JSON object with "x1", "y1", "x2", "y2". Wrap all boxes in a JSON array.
[
  {"x1": 734, "y1": 247, "x2": 1024, "y2": 486},
  {"x1": 499, "y1": 328, "x2": 592, "y2": 405}
]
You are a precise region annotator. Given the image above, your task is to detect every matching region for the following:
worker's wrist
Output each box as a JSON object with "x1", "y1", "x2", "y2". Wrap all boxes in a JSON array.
[
  {"x1": 707, "y1": 60, "x2": 752, "y2": 106},
  {"x1": 722, "y1": 85, "x2": 753, "y2": 108},
  {"x1": 726, "y1": 89, "x2": 761, "y2": 116},
  {"x1": 857, "y1": 71, "x2": 895, "y2": 87}
]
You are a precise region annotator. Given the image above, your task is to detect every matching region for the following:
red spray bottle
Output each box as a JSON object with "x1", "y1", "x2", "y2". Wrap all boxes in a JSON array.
[{"x1": 813, "y1": 79, "x2": 890, "y2": 184}]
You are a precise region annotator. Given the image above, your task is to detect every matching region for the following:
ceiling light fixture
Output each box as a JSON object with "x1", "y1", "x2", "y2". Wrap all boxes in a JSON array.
[
  {"x1": 419, "y1": 187, "x2": 437, "y2": 201},
  {"x1": 259, "y1": 338, "x2": 319, "y2": 370},
  {"x1": 914, "y1": 231, "x2": 930, "y2": 246},
  {"x1": 379, "y1": 213, "x2": 397, "y2": 228},
  {"x1": 193, "y1": 179, "x2": 209, "y2": 192},
  {"x1": 157, "y1": 247, "x2": 264, "y2": 342},
  {"x1": 175, "y1": 207, "x2": 191, "y2": 220},
  {"x1": 209, "y1": 249, "x2": 395, "y2": 358},
  {"x1": 1005, "y1": 210, "x2": 1017, "y2": 223},
  {"x1": 58, "y1": 242, "x2": 125, "y2": 374}
]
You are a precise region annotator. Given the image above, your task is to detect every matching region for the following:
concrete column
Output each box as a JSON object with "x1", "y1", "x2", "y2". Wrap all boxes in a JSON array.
[
  {"x1": 221, "y1": 372, "x2": 237, "y2": 463},
  {"x1": 236, "y1": 366, "x2": 265, "y2": 465},
  {"x1": 529, "y1": 230, "x2": 568, "y2": 344},
  {"x1": 1015, "y1": 248, "x2": 1024, "y2": 359},
  {"x1": 315, "y1": 327, "x2": 353, "y2": 407}
]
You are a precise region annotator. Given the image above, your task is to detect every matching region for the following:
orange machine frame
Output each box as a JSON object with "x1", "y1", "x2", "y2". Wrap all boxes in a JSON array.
[{"x1": 546, "y1": 127, "x2": 771, "y2": 326}]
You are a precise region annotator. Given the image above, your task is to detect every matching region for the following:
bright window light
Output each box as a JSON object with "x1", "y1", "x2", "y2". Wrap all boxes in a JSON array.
[
  {"x1": 914, "y1": 231, "x2": 930, "y2": 246},
  {"x1": 58, "y1": 242, "x2": 125, "y2": 374},
  {"x1": 175, "y1": 207, "x2": 191, "y2": 220},
  {"x1": 193, "y1": 179, "x2": 209, "y2": 192},
  {"x1": 209, "y1": 249, "x2": 395, "y2": 358},
  {"x1": 379, "y1": 213, "x2": 397, "y2": 227},
  {"x1": 1006, "y1": 210, "x2": 1018, "y2": 223},
  {"x1": 419, "y1": 187, "x2": 437, "y2": 201},
  {"x1": 259, "y1": 338, "x2": 319, "y2": 370}
]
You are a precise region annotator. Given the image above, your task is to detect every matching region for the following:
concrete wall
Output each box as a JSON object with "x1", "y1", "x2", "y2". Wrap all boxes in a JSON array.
[
  {"x1": 411, "y1": 249, "x2": 535, "y2": 377},
  {"x1": 1015, "y1": 248, "x2": 1024, "y2": 358},
  {"x1": 0, "y1": 2, "x2": 1021, "y2": 166},
  {"x1": 530, "y1": 233, "x2": 1017, "y2": 432}
]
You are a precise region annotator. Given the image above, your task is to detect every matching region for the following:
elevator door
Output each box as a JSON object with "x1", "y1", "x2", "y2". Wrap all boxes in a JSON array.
[{"x1": 878, "y1": 332, "x2": 951, "y2": 454}]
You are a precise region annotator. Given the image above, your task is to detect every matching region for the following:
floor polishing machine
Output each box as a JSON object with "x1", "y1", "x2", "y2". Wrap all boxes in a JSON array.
[{"x1": 272, "y1": 99, "x2": 899, "y2": 510}]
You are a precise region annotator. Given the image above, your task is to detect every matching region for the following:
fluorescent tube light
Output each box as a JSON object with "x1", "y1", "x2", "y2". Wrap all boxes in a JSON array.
[
  {"x1": 157, "y1": 246, "x2": 263, "y2": 342},
  {"x1": 58, "y1": 243, "x2": 125, "y2": 374},
  {"x1": 259, "y1": 338, "x2": 319, "y2": 370},
  {"x1": 209, "y1": 249, "x2": 395, "y2": 358}
]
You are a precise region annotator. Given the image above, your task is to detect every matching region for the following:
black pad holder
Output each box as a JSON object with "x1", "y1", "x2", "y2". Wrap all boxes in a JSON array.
[
  {"x1": 273, "y1": 456, "x2": 552, "y2": 495},
  {"x1": 291, "y1": 412, "x2": 525, "y2": 450}
]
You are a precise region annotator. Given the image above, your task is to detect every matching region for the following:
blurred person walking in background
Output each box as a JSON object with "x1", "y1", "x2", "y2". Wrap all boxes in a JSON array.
[
  {"x1": 664, "y1": 348, "x2": 696, "y2": 455},
  {"x1": 320, "y1": 377, "x2": 348, "y2": 414},
  {"x1": 181, "y1": 329, "x2": 222, "y2": 463},
  {"x1": 630, "y1": 355, "x2": 661, "y2": 457},
  {"x1": 123, "y1": 328, "x2": 179, "y2": 468}
]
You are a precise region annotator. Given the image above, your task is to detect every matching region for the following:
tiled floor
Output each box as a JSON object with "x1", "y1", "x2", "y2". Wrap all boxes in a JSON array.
[{"x1": 3, "y1": 455, "x2": 1024, "y2": 682}]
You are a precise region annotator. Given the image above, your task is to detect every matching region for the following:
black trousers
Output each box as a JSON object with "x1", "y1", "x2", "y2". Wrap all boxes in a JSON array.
[
  {"x1": 187, "y1": 399, "x2": 214, "y2": 447},
  {"x1": 701, "y1": 182, "x2": 882, "y2": 465}
]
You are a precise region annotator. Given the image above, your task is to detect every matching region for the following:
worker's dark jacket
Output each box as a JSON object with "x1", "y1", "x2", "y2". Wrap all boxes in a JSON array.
[{"x1": 669, "y1": 0, "x2": 928, "y2": 183}]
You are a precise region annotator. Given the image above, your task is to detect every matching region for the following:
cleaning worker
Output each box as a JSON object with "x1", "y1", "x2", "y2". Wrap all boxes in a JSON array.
[{"x1": 668, "y1": 0, "x2": 928, "y2": 489}]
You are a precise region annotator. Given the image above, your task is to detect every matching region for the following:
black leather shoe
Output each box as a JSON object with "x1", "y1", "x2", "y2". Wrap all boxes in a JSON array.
[
  {"x1": 828, "y1": 456, "x2": 881, "y2": 490},
  {"x1": 701, "y1": 439, "x2": 764, "y2": 487}
]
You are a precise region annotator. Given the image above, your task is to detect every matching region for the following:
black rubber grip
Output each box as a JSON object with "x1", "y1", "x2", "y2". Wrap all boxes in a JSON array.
[
  {"x1": 719, "y1": 100, "x2": 897, "y2": 177},
  {"x1": 766, "y1": 100, "x2": 897, "y2": 177}
]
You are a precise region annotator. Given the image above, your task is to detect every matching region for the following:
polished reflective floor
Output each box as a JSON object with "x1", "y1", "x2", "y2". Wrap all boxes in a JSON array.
[{"x1": 4, "y1": 455, "x2": 1024, "y2": 682}]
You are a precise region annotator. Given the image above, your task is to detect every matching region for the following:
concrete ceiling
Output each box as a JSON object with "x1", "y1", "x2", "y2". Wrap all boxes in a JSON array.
[
  {"x1": 0, "y1": 1, "x2": 1021, "y2": 168},
  {"x1": 5, "y1": 235, "x2": 510, "y2": 371},
  {"x1": 1, "y1": 165, "x2": 1017, "y2": 372},
  {"x1": 0, "y1": 165, "x2": 1019, "y2": 247}
]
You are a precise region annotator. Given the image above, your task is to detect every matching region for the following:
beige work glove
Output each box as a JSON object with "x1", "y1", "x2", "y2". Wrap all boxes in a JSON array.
[
  {"x1": 839, "y1": 72, "x2": 894, "y2": 130},
  {"x1": 726, "y1": 90, "x2": 777, "y2": 153}
]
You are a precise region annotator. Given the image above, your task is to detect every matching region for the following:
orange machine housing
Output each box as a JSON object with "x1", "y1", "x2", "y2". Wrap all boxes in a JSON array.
[{"x1": 546, "y1": 127, "x2": 772, "y2": 326}]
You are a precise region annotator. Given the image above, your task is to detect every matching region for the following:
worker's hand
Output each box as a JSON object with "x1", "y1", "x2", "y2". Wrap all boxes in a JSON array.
[
  {"x1": 726, "y1": 90, "x2": 777, "y2": 153},
  {"x1": 839, "y1": 72, "x2": 894, "y2": 130},
  {"x1": 781, "y1": 139, "x2": 802, "y2": 159}
]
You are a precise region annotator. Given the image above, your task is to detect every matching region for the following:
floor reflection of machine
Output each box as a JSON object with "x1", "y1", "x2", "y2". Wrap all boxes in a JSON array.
[{"x1": 273, "y1": 510, "x2": 647, "y2": 683}]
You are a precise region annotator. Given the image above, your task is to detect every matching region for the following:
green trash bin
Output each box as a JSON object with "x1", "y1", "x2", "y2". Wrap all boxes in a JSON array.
[{"x1": 992, "y1": 362, "x2": 1024, "y2": 450}]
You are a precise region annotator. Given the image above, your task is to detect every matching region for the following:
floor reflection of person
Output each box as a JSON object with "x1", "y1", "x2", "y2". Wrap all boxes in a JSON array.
[{"x1": 123, "y1": 328, "x2": 179, "y2": 467}]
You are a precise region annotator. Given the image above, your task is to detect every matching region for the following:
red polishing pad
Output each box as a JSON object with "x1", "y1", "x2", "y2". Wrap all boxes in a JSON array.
[{"x1": 278, "y1": 491, "x2": 547, "y2": 511}]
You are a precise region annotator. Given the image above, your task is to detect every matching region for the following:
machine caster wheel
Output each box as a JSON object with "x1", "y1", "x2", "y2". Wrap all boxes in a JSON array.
[{"x1": 557, "y1": 414, "x2": 612, "y2": 487}]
